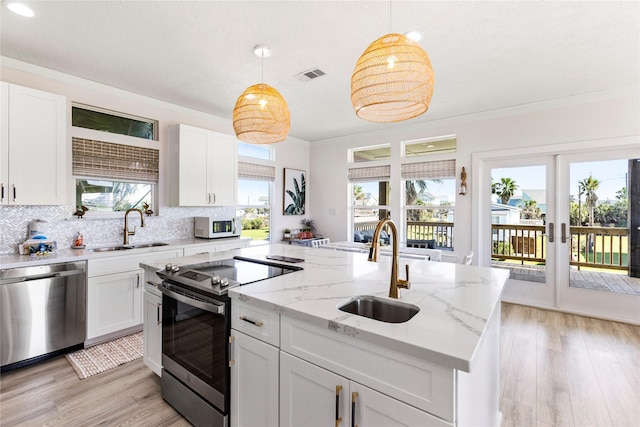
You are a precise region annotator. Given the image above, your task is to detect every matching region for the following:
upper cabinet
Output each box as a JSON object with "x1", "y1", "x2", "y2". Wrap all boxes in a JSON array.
[
  {"x1": 168, "y1": 124, "x2": 237, "y2": 207},
  {"x1": 0, "y1": 82, "x2": 67, "y2": 205}
]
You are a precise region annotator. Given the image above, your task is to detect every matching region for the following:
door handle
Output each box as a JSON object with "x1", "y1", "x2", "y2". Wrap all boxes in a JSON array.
[
  {"x1": 335, "y1": 385, "x2": 343, "y2": 426},
  {"x1": 548, "y1": 223, "x2": 554, "y2": 243},
  {"x1": 351, "y1": 391, "x2": 359, "y2": 427},
  {"x1": 561, "y1": 223, "x2": 568, "y2": 243},
  {"x1": 156, "y1": 302, "x2": 162, "y2": 325}
]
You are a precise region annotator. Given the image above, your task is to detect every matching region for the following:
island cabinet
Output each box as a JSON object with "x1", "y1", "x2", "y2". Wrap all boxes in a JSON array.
[
  {"x1": 0, "y1": 82, "x2": 66, "y2": 205},
  {"x1": 87, "y1": 249, "x2": 182, "y2": 345},
  {"x1": 279, "y1": 316, "x2": 455, "y2": 427},
  {"x1": 168, "y1": 124, "x2": 237, "y2": 207},
  {"x1": 142, "y1": 287, "x2": 162, "y2": 376},
  {"x1": 230, "y1": 300, "x2": 280, "y2": 427},
  {"x1": 280, "y1": 352, "x2": 448, "y2": 427}
]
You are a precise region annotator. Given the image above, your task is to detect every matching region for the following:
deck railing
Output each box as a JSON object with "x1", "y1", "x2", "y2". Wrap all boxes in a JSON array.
[
  {"x1": 491, "y1": 224, "x2": 629, "y2": 271},
  {"x1": 354, "y1": 220, "x2": 455, "y2": 249}
]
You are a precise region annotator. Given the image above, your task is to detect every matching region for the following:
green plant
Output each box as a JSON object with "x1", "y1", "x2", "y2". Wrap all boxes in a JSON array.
[
  {"x1": 300, "y1": 218, "x2": 315, "y2": 231},
  {"x1": 284, "y1": 228, "x2": 291, "y2": 233},
  {"x1": 284, "y1": 175, "x2": 306, "y2": 215}
]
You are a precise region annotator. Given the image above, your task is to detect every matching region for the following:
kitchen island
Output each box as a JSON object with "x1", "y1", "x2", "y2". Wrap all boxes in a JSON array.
[{"x1": 142, "y1": 243, "x2": 508, "y2": 427}]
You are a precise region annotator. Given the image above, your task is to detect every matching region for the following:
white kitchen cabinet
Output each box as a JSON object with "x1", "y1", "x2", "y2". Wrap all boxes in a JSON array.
[
  {"x1": 230, "y1": 330, "x2": 279, "y2": 427},
  {"x1": 280, "y1": 352, "x2": 449, "y2": 427},
  {"x1": 168, "y1": 124, "x2": 237, "y2": 207},
  {"x1": 143, "y1": 287, "x2": 162, "y2": 376},
  {"x1": 87, "y1": 269, "x2": 143, "y2": 340},
  {"x1": 0, "y1": 82, "x2": 66, "y2": 205},
  {"x1": 87, "y1": 249, "x2": 182, "y2": 345}
]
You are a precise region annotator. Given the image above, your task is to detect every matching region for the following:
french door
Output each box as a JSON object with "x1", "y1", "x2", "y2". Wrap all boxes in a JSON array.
[
  {"x1": 481, "y1": 146, "x2": 640, "y2": 324},
  {"x1": 556, "y1": 151, "x2": 639, "y2": 323},
  {"x1": 486, "y1": 156, "x2": 557, "y2": 308}
]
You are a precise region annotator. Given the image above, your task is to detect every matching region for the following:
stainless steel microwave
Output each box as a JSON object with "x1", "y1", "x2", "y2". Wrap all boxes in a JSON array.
[{"x1": 194, "y1": 217, "x2": 241, "y2": 239}]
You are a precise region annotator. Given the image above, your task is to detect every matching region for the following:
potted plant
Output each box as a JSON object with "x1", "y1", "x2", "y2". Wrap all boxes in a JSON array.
[
  {"x1": 300, "y1": 219, "x2": 315, "y2": 239},
  {"x1": 283, "y1": 228, "x2": 291, "y2": 240}
]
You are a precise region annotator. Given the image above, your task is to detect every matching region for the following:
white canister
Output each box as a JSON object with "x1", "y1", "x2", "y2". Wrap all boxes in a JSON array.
[{"x1": 27, "y1": 219, "x2": 50, "y2": 240}]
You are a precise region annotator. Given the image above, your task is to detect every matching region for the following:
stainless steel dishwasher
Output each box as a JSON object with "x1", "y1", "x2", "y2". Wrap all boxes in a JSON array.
[{"x1": 1, "y1": 261, "x2": 87, "y2": 370}]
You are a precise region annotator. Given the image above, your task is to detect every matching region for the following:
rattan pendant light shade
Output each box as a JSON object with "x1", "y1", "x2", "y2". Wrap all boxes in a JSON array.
[
  {"x1": 233, "y1": 83, "x2": 290, "y2": 144},
  {"x1": 351, "y1": 33, "x2": 434, "y2": 123}
]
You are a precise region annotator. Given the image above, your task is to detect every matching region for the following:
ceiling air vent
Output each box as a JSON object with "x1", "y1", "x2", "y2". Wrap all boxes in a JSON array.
[{"x1": 294, "y1": 67, "x2": 326, "y2": 83}]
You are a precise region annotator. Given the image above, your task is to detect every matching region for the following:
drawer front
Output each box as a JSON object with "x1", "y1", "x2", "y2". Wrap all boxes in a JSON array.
[
  {"x1": 280, "y1": 316, "x2": 455, "y2": 422},
  {"x1": 183, "y1": 240, "x2": 249, "y2": 256},
  {"x1": 88, "y1": 249, "x2": 182, "y2": 277},
  {"x1": 231, "y1": 301, "x2": 280, "y2": 346}
]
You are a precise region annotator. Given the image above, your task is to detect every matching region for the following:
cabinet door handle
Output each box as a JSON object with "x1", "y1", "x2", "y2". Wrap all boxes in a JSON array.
[
  {"x1": 240, "y1": 316, "x2": 264, "y2": 327},
  {"x1": 156, "y1": 302, "x2": 162, "y2": 325},
  {"x1": 136, "y1": 274, "x2": 140, "y2": 288},
  {"x1": 561, "y1": 223, "x2": 568, "y2": 243},
  {"x1": 1, "y1": 183, "x2": 4, "y2": 202},
  {"x1": 335, "y1": 385, "x2": 343, "y2": 426},
  {"x1": 548, "y1": 223, "x2": 554, "y2": 243},
  {"x1": 213, "y1": 193, "x2": 216, "y2": 204},
  {"x1": 228, "y1": 335, "x2": 235, "y2": 367},
  {"x1": 351, "y1": 391, "x2": 359, "y2": 427},
  {"x1": 12, "y1": 184, "x2": 16, "y2": 202}
]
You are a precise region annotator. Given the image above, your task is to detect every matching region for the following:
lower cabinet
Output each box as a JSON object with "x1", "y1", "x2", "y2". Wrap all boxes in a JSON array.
[
  {"x1": 280, "y1": 352, "x2": 450, "y2": 427},
  {"x1": 143, "y1": 287, "x2": 162, "y2": 376},
  {"x1": 230, "y1": 330, "x2": 279, "y2": 427},
  {"x1": 87, "y1": 269, "x2": 142, "y2": 340}
]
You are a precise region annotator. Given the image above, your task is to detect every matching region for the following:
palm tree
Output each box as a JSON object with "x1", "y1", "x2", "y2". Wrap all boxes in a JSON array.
[
  {"x1": 492, "y1": 177, "x2": 518, "y2": 205},
  {"x1": 520, "y1": 200, "x2": 542, "y2": 219},
  {"x1": 353, "y1": 185, "x2": 365, "y2": 204},
  {"x1": 405, "y1": 180, "x2": 428, "y2": 206},
  {"x1": 579, "y1": 175, "x2": 600, "y2": 226}
]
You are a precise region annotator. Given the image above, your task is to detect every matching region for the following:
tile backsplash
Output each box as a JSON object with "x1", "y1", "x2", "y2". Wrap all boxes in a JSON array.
[{"x1": 0, "y1": 205, "x2": 234, "y2": 255}]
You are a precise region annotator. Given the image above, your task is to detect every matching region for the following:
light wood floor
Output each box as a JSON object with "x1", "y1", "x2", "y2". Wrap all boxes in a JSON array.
[
  {"x1": 1, "y1": 303, "x2": 638, "y2": 426},
  {"x1": 500, "y1": 303, "x2": 640, "y2": 427}
]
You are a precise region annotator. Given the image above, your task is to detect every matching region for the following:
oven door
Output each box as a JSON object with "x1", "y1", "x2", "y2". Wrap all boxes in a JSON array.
[{"x1": 160, "y1": 283, "x2": 230, "y2": 414}]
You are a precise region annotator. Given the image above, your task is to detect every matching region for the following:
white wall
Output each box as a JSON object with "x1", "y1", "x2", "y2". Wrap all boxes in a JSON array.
[
  {"x1": 309, "y1": 86, "x2": 639, "y2": 260},
  {"x1": 1, "y1": 57, "x2": 310, "y2": 252}
]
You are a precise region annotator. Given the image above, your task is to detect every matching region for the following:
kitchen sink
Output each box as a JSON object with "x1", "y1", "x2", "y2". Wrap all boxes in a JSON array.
[
  {"x1": 337, "y1": 295, "x2": 420, "y2": 323},
  {"x1": 127, "y1": 242, "x2": 170, "y2": 249},
  {"x1": 89, "y1": 242, "x2": 169, "y2": 252},
  {"x1": 90, "y1": 245, "x2": 132, "y2": 252}
]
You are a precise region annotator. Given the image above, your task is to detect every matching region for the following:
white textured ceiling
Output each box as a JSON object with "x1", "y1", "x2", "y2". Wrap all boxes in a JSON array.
[{"x1": 1, "y1": 1, "x2": 638, "y2": 142}]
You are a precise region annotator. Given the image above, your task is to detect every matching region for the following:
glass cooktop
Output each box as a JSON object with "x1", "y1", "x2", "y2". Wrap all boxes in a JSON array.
[{"x1": 157, "y1": 256, "x2": 303, "y2": 296}]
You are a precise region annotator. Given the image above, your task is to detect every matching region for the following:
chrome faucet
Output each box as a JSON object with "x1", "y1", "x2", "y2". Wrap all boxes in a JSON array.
[
  {"x1": 367, "y1": 219, "x2": 410, "y2": 299},
  {"x1": 123, "y1": 208, "x2": 146, "y2": 245}
]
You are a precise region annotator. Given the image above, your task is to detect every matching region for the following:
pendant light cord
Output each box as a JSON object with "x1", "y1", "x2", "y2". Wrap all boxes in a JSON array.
[{"x1": 389, "y1": 0, "x2": 392, "y2": 33}]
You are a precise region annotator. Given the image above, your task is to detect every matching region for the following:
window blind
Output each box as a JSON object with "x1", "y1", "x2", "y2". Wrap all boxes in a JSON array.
[
  {"x1": 238, "y1": 161, "x2": 276, "y2": 181},
  {"x1": 401, "y1": 159, "x2": 456, "y2": 180},
  {"x1": 348, "y1": 165, "x2": 391, "y2": 182},
  {"x1": 72, "y1": 137, "x2": 159, "y2": 182}
]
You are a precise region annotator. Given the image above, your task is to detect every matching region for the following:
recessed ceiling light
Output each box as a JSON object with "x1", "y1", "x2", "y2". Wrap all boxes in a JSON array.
[
  {"x1": 404, "y1": 31, "x2": 423, "y2": 42},
  {"x1": 7, "y1": 2, "x2": 34, "y2": 17}
]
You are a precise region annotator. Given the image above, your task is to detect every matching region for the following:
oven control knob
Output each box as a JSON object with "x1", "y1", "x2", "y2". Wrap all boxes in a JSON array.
[
  {"x1": 211, "y1": 275, "x2": 221, "y2": 285},
  {"x1": 165, "y1": 263, "x2": 173, "y2": 272},
  {"x1": 171, "y1": 265, "x2": 180, "y2": 273},
  {"x1": 220, "y1": 277, "x2": 230, "y2": 288}
]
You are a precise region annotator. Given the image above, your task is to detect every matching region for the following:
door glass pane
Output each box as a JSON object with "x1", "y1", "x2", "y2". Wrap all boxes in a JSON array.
[
  {"x1": 568, "y1": 159, "x2": 640, "y2": 294},
  {"x1": 490, "y1": 166, "x2": 547, "y2": 284}
]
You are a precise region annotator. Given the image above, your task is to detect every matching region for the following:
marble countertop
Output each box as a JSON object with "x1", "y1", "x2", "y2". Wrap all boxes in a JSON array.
[
  {"x1": 0, "y1": 237, "x2": 250, "y2": 269},
  {"x1": 141, "y1": 244, "x2": 509, "y2": 372}
]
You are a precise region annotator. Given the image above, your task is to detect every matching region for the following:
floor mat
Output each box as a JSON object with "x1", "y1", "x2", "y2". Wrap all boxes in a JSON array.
[{"x1": 65, "y1": 332, "x2": 143, "y2": 379}]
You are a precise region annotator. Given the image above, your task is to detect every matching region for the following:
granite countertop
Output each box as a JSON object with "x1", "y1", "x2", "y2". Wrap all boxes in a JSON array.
[
  {"x1": 141, "y1": 244, "x2": 509, "y2": 372},
  {"x1": 0, "y1": 237, "x2": 250, "y2": 269}
]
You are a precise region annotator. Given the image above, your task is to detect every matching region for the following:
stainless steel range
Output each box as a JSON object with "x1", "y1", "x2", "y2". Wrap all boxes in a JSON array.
[{"x1": 156, "y1": 256, "x2": 302, "y2": 427}]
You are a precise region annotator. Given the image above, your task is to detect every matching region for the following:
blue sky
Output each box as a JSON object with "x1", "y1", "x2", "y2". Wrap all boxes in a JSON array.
[{"x1": 492, "y1": 159, "x2": 628, "y2": 202}]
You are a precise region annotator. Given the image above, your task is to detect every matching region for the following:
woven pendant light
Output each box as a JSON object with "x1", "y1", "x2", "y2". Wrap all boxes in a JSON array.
[
  {"x1": 351, "y1": 33, "x2": 434, "y2": 123},
  {"x1": 233, "y1": 46, "x2": 290, "y2": 144}
]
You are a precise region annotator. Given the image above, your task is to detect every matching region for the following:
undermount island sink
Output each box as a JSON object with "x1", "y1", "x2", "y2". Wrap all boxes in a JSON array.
[
  {"x1": 89, "y1": 242, "x2": 169, "y2": 252},
  {"x1": 338, "y1": 295, "x2": 420, "y2": 323}
]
